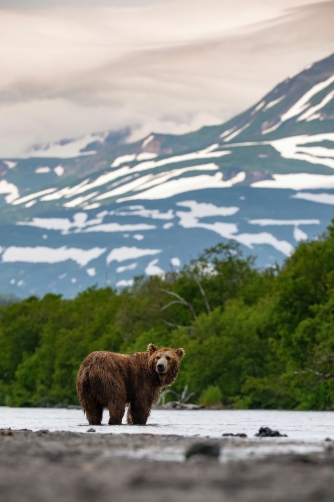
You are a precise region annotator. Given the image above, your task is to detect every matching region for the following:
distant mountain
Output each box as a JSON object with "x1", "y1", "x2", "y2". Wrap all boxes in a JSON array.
[{"x1": 0, "y1": 53, "x2": 334, "y2": 298}]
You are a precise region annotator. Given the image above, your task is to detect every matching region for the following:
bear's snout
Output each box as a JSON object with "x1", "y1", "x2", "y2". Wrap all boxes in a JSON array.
[{"x1": 157, "y1": 362, "x2": 167, "y2": 373}]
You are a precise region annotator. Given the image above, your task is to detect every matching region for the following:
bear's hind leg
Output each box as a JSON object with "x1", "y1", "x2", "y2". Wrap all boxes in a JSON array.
[
  {"x1": 84, "y1": 401, "x2": 103, "y2": 426},
  {"x1": 127, "y1": 401, "x2": 150, "y2": 425},
  {"x1": 108, "y1": 401, "x2": 125, "y2": 425}
]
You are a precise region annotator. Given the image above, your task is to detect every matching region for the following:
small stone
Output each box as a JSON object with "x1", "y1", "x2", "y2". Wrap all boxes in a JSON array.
[
  {"x1": 185, "y1": 441, "x2": 220, "y2": 460},
  {"x1": 325, "y1": 437, "x2": 332, "y2": 442},
  {"x1": 87, "y1": 428, "x2": 96, "y2": 433},
  {"x1": 255, "y1": 426, "x2": 287, "y2": 438}
]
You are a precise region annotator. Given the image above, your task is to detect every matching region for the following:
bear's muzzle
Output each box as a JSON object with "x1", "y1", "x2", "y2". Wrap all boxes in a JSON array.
[{"x1": 157, "y1": 362, "x2": 167, "y2": 374}]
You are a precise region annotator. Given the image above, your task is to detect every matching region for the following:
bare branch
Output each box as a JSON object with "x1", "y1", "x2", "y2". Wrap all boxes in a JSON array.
[
  {"x1": 193, "y1": 275, "x2": 211, "y2": 314},
  {"x1": 181, "y1": 385, "x2": 188, "y2": 403},
  {"x1": 160, "y1": 288, "x2": 196, "y2": 319},
  {"x1": 158, "y1": 389, "x2": 179, "y2": 406},
  {"x1": 314, "y1": 354, "x2": 334, "y2": 364},
  {"x1": 161, "y1": 289, "x2": 190, "y2": 305},
  {"x1": 158, "y1": 385, "x2": 195, "y2": 406},
  {"x1": 294, "y1": 368, "x2": 334, "y2": 380},
  {"x1": 161, "y1": 300, "x2": 188, "y2": 311},
  {"x1": 184, "y1": 392, "x2": 195, "y2": 404},
  {"x1": 162, "y1": 319, "x2": 192, "y2": 330}
]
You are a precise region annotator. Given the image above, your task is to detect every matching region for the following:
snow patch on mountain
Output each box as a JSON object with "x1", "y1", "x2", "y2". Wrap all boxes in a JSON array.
[
  {"x1": 83, "y1": 223, "x2": 156, "y2": 233},
  {"x1": 292, "y1": 192, "x2": 334, "y2": 205},
  {"x1": 116, "y1": 279, "x2": 134, "y2": 287},
  {"x1": 281, "y1": 75, "x2": 334, "y2": 123},
  {"x1": 249, "y1": 219, "x2": 320, "y2": 226},
  {"x1": 129, "y1": 144, "x2": 228, "y2": 171},
  {"x1": 35, "y1": 167, "x2": 51, "y2": 174},
  {"x1": 112, "y1": 154, "x2": 136, "y2": 167},
  {"x1": 177, "y1": 200, "x2": 239, "y2": 218},
  {"x1": 119, "y1": 171, "x2": 246, "y2": 202},
  {"x1": 253, "y1": 101, "x2": 265, "y2": 113},
  {"x1": 54, "y1": 165, "x2": 64, "y2": 176},
  {"x1": 0, "y1": 180, "x2": 20, "y2": 204},
  {"x1": 1, "y1": 246, "x2": 106, "y2": 266},
  {"x1": 86, "y1": 268, "x2": 96, "y2": 276},
  {"x1": 294, "y1": 227, "x2": 308, "y2": 241},
  {"x1": 3, "y1": 160, "x2": 17, "y2": 169},
  {"x1": 25, "y1": 201, "x2": 36, "y2": 208},
  {"x1": 17, "y1": 211, "x2": 156, "y2": 235},
  {"x1": 142, "y1": 135, "x2": 154, "y2": 148},
  {"x1": 63, "y1": 192, "x2": 99, "y2": 208},
  {"x1": 106, "y1": 247, "x2": 161, "y2": 264},
  {"x1": 298, "y1": 90, "x2": 334, "y2": 122},
  {"x1": 116, "y1": 263, "x2": 137, "y2": 273},
  {"x1": 222, "y1": 124, "x2": 249, "y2": 142},
  {"x1": 40, "y1": 181, "x2": 91, "y2": 201},
  {"x1": 236, "y1": 233, "x2": 293, "y2": 255},
  {"x1": 220, "y1": 126, "x2": 237, "y2": 138},
  {"x1": 176, "y1": 200, "x2": 294, "y2": 255},
  {"x1": 111, "y1": 152, "x2": 158, "y2": 167},
  {"x1": 110, "y1": 206, "x2": 174, "y2": 220},
  {"x1": 271, "y1": 134, "x2": 334, "y2": 169},
  {"x1": 261, "y1": 121, "x2": 282, "y2": 134},
  {"x1": 264, "y1": 96, "x2": 285, "y2": 111},
  {"x1": 145, "y1": 259, "x2": 164, "y2": 276},
  {"x1": 252, "y1": 173, "x2": 334, "y2": 190},
  {"x1": 13, "y1": 188, "x2": 57, "y2": 205},
  {"x1": 97, "y1": 164, "x2": 220, "y2": 202},
  {"x1": 17, "y1": 212, "x2": 110, "y2": 233}
]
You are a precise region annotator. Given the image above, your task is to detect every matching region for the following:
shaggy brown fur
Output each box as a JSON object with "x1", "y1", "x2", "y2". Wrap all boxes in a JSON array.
[{"x1": 77, "y1": 343, "x2": 185, "y2": 425}]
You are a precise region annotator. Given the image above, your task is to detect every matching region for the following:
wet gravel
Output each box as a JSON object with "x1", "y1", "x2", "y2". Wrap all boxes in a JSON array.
[{"x1": 1, "y1": 429, "x2": 334, "y2": 502}]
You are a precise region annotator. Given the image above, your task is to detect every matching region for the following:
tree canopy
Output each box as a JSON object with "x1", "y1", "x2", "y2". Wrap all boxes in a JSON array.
[{"x1": 1, "y1": 228, "x2": 334, "y2": 410}]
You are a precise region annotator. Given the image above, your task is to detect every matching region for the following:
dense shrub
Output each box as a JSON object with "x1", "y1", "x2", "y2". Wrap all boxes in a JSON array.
[{"x1": 199, "y1": 385, "x2": 222, "y2": 407}]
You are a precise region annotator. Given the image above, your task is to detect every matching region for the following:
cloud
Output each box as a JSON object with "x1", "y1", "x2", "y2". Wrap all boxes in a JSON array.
[{"x1": 0, "y1": 0, "x2": 333, "y2": 156}]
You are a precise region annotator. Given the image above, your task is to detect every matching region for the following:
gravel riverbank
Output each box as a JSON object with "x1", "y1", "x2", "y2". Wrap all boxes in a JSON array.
[{"x1": 1, "y1": 429, "x2": 334, "y2": 501}]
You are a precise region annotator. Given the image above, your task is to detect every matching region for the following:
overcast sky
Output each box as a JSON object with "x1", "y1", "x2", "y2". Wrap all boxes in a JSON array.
[
  {"x1": 0, "y1": 0, "x2": 333, "y2": 157},
  {"x1": 0, "y1": 0, "x2": 172, "y2": 7}
]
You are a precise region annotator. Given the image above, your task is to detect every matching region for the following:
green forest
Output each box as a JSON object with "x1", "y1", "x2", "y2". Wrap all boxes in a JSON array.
[{"x1": 2, "y1": 223, "x2": 334, "y2": 410}]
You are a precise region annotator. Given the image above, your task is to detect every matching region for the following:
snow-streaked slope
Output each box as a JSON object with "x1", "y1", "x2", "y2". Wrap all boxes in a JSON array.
[{"x1": 0, "y1": 52, "x2": 334, "y2": 297}]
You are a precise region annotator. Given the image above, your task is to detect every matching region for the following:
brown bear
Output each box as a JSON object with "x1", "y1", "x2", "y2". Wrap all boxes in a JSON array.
[{"x1": 77, "y1": 343, "x2": 185, "y2": 425}]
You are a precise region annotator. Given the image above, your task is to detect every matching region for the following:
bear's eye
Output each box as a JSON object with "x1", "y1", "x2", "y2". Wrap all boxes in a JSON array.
[
  {"x1": 156, "y1": 356, "x2": 160, "y2": 360},
  {"x1": 166, "y1": 356, "x2": 171, "y2": 361}
]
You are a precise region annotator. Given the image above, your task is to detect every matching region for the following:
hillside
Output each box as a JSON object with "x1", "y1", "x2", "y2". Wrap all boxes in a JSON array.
[{"x1": 0, "y1": 53, "x2": 333, "y2": 298}]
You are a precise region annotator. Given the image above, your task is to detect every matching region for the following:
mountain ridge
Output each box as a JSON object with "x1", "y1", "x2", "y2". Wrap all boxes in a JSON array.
[{"x1": 0, "y1": 52, "x2": 334, "y2": 297}]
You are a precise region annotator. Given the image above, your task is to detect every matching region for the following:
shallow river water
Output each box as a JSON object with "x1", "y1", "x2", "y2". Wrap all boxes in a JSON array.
[{"x1": 1, "y1": 407, "x2": 334, "y2": 441}]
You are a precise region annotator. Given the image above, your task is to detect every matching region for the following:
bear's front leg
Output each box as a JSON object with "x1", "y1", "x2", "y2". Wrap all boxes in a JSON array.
[{"x1": 127, "y1": 400, "x2": 151, "y2": 425}]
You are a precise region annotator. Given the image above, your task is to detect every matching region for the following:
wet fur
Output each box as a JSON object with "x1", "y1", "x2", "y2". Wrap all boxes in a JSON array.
[{"x1": 77, "y1": 344, "x2": 185, "y2": 425}]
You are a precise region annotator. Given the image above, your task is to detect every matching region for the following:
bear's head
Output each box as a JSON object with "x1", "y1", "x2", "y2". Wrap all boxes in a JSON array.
[{"x1": 147, "y1": 343, "x2": 185, "y2": 385}]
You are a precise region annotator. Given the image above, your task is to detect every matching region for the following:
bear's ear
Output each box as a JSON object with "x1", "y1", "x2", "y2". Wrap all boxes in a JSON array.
[
  {"x1": 147, "y1": 343, "x2": 159, "y2": 355},
  {"x1": 175, "y1": 348, "x2": 185, "y2": 359}
]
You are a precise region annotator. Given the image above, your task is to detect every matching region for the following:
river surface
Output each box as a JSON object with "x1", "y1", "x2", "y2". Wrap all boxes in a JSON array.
[{"x1": 1, "y1": 407, "x2": 334, "y2": 441}]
